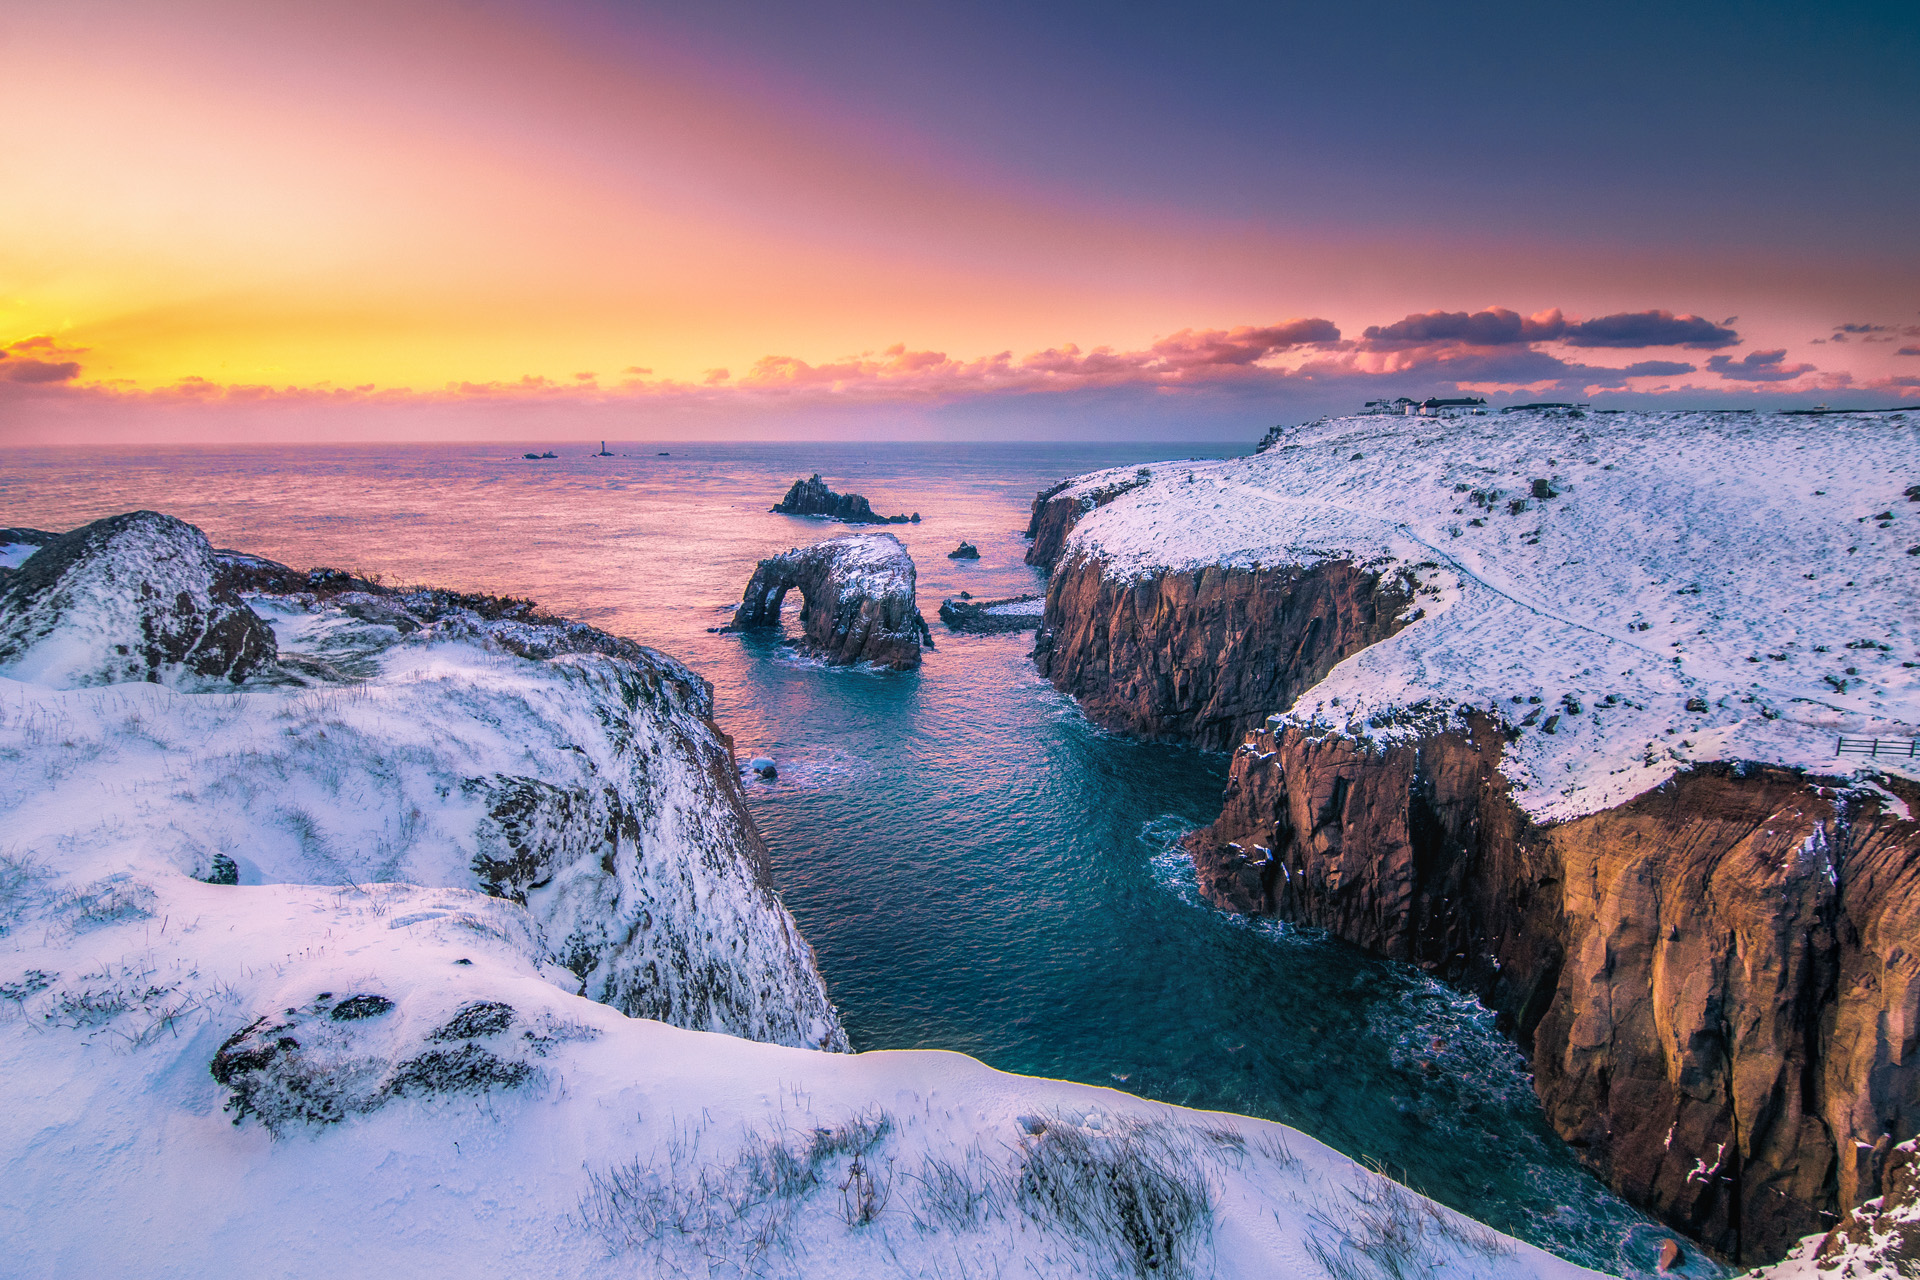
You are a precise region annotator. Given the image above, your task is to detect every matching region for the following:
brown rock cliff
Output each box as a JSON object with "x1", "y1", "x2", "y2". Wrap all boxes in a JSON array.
[
  {"x1": 1032, "y1": 552, "x2": 1415, "y2": 751},
  {"x1": 1186, "y1": 718, "x2": 1920, "y2": 1263}
]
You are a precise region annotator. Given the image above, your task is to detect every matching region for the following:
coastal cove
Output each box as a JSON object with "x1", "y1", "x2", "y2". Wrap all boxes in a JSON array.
[{"x1": 0, "y1": 440, "x2": 1692, "y2": 1276}]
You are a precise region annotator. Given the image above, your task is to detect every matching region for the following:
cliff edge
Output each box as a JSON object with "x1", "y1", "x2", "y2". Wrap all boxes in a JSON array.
[{"x1": 1030, "y1": 408, "x2": 1920, "y2": 1263}]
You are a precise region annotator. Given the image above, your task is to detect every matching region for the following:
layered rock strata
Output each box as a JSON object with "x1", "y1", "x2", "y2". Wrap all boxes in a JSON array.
[
  {"x1": 1033, "y1": 556, "x2": 1415, "y2": 750},
  {"x1": 1024, "y1": 411, "x2": 1920, "y2": 1264},
  {"x1": 1186, "y1": 719, "x2": 1919, "y2": 1262},
  {"x1": 731, "y1": 532, "x2": 932, "y2": 670}
]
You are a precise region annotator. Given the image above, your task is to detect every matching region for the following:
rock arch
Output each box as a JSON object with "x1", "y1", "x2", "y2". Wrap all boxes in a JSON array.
[{"x1": 730, "y1": 533, "x2": 931, "y2": 670}]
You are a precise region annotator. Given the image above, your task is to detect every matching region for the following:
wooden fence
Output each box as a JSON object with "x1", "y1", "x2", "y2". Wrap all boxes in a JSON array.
[{"x1": 1835, "y1": 736, "x2": 1919, "y2": 759}]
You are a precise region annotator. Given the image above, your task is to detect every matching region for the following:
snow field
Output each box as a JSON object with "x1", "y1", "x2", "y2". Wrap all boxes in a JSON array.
[{"x1": 1057, "y1": 410, "x2": 1919, "y2": 820}]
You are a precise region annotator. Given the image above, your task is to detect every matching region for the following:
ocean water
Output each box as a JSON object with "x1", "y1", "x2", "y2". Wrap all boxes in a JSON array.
[{"x1": 0, "y1": 440, "x2": 1703, "y2": 1277}]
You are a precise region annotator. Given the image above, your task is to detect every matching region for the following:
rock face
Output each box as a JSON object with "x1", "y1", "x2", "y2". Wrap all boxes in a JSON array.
[
  {"x1": 1187, "y1": 716, "x2": 1920, "y2": 1263},
  {"x1": 938, "y1": 593, "x2": 1045, "y2": 634},
  {"x1": 731, "y1": 533, "x2": 932, "y2": 670},
  {"x1": 771, "y1": 474, "x2": 916, "y2": 525},
  {"x1": 1023, "y1": 471, "x2": 1148, "y2": 570},
  {"x1": 1032, "y1": 555, "x2": 1416, "y2": 751},
  {"x1": 0, "y1": 510, "x2": 277, "y2": 688},
  {"x1": 1777, "y1": 1138, "x2": 1920, "y2": 1277}
]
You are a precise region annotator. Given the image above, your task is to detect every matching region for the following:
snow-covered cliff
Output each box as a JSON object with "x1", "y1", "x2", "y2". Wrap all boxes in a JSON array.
[
  {"x1": 1042, "y1": 409, "x2": 1916, "y2": 817},
  {"x1": 1029, "y1": 409, "x2": 1920, "y2": 1265},
  {"x1": 0, "y1": 511, "x2": 846, "y2": 1049}
]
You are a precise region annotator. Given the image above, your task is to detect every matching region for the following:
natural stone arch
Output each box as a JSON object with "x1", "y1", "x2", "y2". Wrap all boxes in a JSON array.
[{"x1": 729, "y1": 533, "x2": 931, "y2": 670}]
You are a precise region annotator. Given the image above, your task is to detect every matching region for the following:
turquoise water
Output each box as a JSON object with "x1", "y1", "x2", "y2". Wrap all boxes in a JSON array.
[{"x1": 0, "y1": 440, "x2": 1701, "y2": 1276}]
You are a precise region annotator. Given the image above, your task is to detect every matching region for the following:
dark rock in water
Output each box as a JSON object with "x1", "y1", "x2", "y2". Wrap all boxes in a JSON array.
[
  {"x1": 939, "y1": 594, "x2": 1044, "y2": 633},
  {"x1": 770, "y1": 474, "x2": 913, "y2": 525},
  {"x1": 749, "y1": 756, "x2": 777, "y2": 779},
  {"x1": 0, "y1": 510, "x2": 277, "y2": 688},
  {"x1": 730, "y1": 532, "x2": 931, "y2": 669},
  {"x1": 947, "y1": 541, "x2": 980, "y2": 560}
]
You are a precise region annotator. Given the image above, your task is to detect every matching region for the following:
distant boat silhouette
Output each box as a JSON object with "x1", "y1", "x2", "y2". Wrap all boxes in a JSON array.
[{"x1": 657, "y1": 451, "x2": 670, "y2": 456}]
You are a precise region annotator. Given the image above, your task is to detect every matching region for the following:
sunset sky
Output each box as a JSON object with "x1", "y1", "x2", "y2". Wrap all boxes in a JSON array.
[{"x1": 4, "y1": 0, "x2": 1918, "y2": 441}]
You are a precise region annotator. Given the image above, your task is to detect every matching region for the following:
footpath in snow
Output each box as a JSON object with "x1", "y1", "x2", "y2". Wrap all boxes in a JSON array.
[{"x1": 1054, "y1": 408, "x2": 1919, "y2": 820}]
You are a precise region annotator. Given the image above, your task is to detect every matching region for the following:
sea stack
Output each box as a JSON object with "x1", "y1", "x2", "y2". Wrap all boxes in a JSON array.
[{"x1": 730, "y1": 532, "x2": 932, "y2": 669}]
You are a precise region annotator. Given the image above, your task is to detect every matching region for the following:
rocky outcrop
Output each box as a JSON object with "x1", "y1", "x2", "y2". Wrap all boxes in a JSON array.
[
  {"x1": 937, "y1": 593, "x2": 1044, "y2": 634},
  {"x1": 1032, "y1": 555, "x2": 1416, "y2": 750},
  {"x1": 730, "y1": 533, "x2": 932, "y2": 670},
  {"x1": 1187, "y1": 718, "x2": 1920, "y2": 1264},
  {"x1": 947, "y1": 541, "x2": 979, "y2": 559},
  {"x1": 1023, "y1": 472, "x2": 1147, "y2": 570},
  {"x1": 771, "y1": 474, "x2": 918, "y2": 525},
  {"x1": 0, "y1": 510, "x2": 277, "y2": 688},
  {"x1": 1766, "y1": 1138, "x2": 1920, "y2": 1278}
]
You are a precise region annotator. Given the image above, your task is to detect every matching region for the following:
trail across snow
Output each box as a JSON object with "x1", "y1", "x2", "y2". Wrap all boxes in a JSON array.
[{"x1": 1058, "y1": 409, "x2": 1919, "y2": 820}]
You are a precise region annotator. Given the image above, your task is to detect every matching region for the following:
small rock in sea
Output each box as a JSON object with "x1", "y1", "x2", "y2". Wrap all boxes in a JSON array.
[
  {"x1": 948, "y1": 541, "x2": 980, "y2": 559},
  {"x1": 1657, "y1": 1239, "x2": 1683, "y2": 1272},
  {"x1": 959, "y1": 590, "x2": 972, "y2": 599},
  {"x1": 749, "y1": 756, "x2": 778, "y2": 779}
]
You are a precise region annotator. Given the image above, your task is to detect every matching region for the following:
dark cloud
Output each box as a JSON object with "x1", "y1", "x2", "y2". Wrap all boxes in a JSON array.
[
  {"x1": 1899, "y1": 346, "x2": 1920, "y2": 357},
  {"x1": 1704, "y1": 349, "x2": 1815, "y2": 382},
  {"x1": 1360, "y1": 307, "x2": 1562, "y2": 348},
  {"x1": 1149, "y1": 319, "x2": 1340, "y2": 367},
  {"x1": 1, "y1": 335, "x2": 86, "y2": 384},
  {"x1": 1560, "y1": 310, "x2": 1739, "y2": 349},
  {"x1": 1616, "y1": 360, "x2": 1696, "y2": 376},
  {"x1": 1836, "y1": 322, "x2": 1893, "y2": 333},
  {"x1": 3, "y1": 358, "x2": 82, "y2": 384}
]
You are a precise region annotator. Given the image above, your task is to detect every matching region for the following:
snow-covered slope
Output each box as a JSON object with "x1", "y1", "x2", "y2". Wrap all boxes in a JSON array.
[
  {"x1": 0, "y1": 515, "x2": 1613, "y2": 1279},
  {"x1": 1057, "y1": 409, "x2": 1918, "y2": 820},
  {"x1": 0, "y1": 516, "x2": 845, "y2": 1049},
  {"x1": 0, "y1": 812, "x2": 1609, "y2": 1280}
]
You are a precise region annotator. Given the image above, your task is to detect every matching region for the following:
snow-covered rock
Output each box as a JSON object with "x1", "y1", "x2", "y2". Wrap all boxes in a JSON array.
[
  {"x1": 0, "y1": 511, "x2": 277, "y2": 689},
  {"x1": 1051, "y1": 409, "x2": 1918, "y2": 818},
  {"x1": 0, "y1": 516, "x2": 845, "y2": 1050},
  {"x1": 730, "y1": 531, "x2": 933, "y2": 669}
]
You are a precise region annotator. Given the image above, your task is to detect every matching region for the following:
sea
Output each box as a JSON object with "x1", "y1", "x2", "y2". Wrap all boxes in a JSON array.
[{"x1": 0, "y1": 439, "x2": 1712, "y2": 1278}]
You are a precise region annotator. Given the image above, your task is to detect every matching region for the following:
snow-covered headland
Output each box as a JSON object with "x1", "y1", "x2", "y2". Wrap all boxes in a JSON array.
[
  {"x1": 0, "y1": 510, "x2": 1607, "y2": 1278},
  {"x1": 1025, "y1": 408, "x2": 1920, "y2": 1268}
]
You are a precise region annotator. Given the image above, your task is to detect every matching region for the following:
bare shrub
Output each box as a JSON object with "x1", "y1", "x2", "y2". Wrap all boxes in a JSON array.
[
  {"x1": 1302, "y1": 1168, "x2": 1512, "y2": 1280},
  {"x1": 0, "y1": 854, "x2": 49, "y2": 934},
  {"x1": 61, "y1": 877, "x2": 156, "y2": 931},
  {"x1": 1015, "y1": 1112, "x2": 1212, "y2": 1279}
]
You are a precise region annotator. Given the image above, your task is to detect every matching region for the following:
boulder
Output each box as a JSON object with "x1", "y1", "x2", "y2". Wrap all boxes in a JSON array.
[
  {"x1": 0, "y1": 511, "x2": 276, "y2": 688},
  {"x1": 947, "y1": 541, "x2": 980, "y2": 559},
  {"x1": 938, "y1": 594, "x2": 1045, "y2": 634},
  {"x1": 770, "y1": 474, "x2": 912, "y2": 525},
  {"x1": 730, "y1": 533, "x2": 931, "y2": 670}
]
